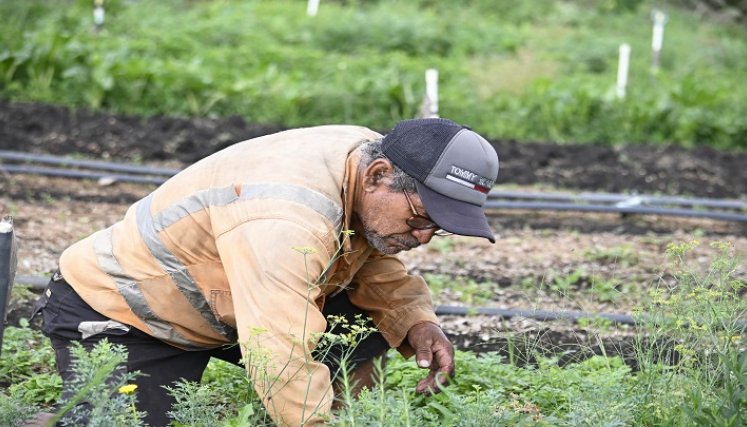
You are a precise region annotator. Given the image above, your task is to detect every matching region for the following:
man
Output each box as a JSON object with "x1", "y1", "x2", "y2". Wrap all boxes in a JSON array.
[{"x1": 34, "y1": 118, "x2": 499, "y2": 426}]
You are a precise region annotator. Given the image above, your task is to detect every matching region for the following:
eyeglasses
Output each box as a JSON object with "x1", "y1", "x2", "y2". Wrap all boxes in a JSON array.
[{"x1": 401, "y1": 188, "x2": 453, "y2": 237}]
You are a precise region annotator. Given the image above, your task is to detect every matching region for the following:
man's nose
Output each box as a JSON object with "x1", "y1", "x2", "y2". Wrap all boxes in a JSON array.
[{"x1": 412, "y1": 228, "x2": 435, "y2": 244}]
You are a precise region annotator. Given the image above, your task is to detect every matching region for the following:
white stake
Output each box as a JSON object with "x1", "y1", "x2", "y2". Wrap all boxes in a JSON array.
[
  {"x1": 650, "y1": 9, "x2": 668, "y2": 71},
  {"x1": 616, "y1": 43, "x2": 631, "y2": 99},
  {"x1": 307, "y1": 0, "x2": 320, "y2": 17},
  {"x1": 425, "y1": 69, "x2": 439, "y2": 118},
  {"x1": 93, "y1": 0, "x2": 105, "y2": 30}
]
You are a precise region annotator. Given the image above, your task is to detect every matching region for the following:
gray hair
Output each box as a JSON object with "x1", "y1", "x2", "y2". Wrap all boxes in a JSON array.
[{"x1": 359, "y1": 137, "x2": 417, "y2": 192}]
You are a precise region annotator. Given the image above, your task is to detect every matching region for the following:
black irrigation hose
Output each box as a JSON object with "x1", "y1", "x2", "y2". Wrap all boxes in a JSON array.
[
  {"x1": 2, "y1": 149, "x2": 747, "y2": 223},
  {"x1": 484, "y1": 201, "x2": 747, "y2": 223},
  {"x1": 0, "y1": 164, "x2": 168, "y2": 185},
  {"x1": 13, "y1": 275, "x2": 746, "y2": 330},
  {"x1": 5, "y1": 148, "x2": 743, "y2": 211},
  {"x1": 0, "y1": 150, "x2": 179, "y2": 176},
  {"x1": 13, "y1": 274, "x2": 638, "y2": 325},
  {"x1": 488, "y1": 190, "x2": 747, "y2": 210},
  {"x1": 15, "y1": 275, "x2": 48, "y2": 288}
]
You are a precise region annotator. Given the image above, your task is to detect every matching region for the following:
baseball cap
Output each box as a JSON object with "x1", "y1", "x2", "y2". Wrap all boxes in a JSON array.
[{"x1": 382, "y1": 118, "x2": 499, "y2": 243}]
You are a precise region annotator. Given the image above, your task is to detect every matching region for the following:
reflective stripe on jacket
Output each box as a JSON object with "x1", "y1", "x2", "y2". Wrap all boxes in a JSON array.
[{"x1": 59, "y1": 125, "x2": 439, "y2": 426}]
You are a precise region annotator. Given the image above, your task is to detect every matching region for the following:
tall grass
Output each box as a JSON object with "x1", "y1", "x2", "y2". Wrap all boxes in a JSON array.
[
  {"x1": 632, "y1": 240, "x2": 747, "y2": 425},
  {"x1": 1, "y1": 0, "x2": 746, "y2": 148}
]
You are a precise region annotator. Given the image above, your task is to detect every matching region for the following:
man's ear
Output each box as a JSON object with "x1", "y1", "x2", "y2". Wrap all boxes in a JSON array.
[{"x1": 363, "y1": 159, "x2": 394, "y2": 192}]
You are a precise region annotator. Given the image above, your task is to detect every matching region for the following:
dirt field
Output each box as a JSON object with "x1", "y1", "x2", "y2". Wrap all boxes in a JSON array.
[{"x1": 2, "y1": 100, "x2": 745, "y2": 361}]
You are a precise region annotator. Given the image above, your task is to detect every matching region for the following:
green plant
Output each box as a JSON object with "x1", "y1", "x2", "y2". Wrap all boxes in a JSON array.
[
  {"x1": 550, "y1": 268, "x2": 586, "y2": 295},
  {"x1": 583, "y1": 244, "x2": 640, "y2": 266},
  {"x1": 424, "y1": 273, "x2": 496, "y2": 306},
  {"x1": 588, "y1": 275, "x2": 625, "y2": 303},
  {"x1": 166, "y1": 381, "x2": 235, "y2": 427},
  {"x1": 0, "y1": 324, "x2": 60, "y2": 404},
  {"x1": 49, "y1": 340, "x2": 147, "y2": 427},
  {"x1": 0, "y1": 389, "x2": 40, "y2": 427},
  {"x1": 683, "y1": 349, "x2": 747, "y2": 426},
  {"x1": 576, "y1": 316, "x2": 614, "y2": 330},
  {"x1": 633, "y1": 240, "x2": 747, "y2": 425}
]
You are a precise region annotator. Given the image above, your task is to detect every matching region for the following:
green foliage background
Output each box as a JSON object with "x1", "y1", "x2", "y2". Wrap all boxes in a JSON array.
[{"x1": 1, "y1": 0, "x2": 746, "y2": 148}]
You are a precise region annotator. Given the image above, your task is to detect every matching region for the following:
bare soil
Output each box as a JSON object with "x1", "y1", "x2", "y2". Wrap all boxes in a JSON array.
[{"x1": 2, "y1": 100, "x2": 745, "y2": 360}]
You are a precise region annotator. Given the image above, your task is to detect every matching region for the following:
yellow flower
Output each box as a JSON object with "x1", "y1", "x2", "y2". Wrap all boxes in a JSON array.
[{"x1": 119, "y1": 384, "x2": 138, "y2": 395}]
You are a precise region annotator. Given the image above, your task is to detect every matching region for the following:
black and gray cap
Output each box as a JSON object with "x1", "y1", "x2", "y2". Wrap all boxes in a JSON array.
[{"x1": 382, "y1": 118, "x2": 499, "y2": 243}]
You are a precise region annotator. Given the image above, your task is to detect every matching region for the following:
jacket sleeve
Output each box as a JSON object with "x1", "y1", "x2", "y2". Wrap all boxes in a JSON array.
[
  {"x1": 215, "y1": 218, "x2": 336, "y2": 427},
  {"x1": 347, "y1": 251, "x2": 439, "y2": 357}
]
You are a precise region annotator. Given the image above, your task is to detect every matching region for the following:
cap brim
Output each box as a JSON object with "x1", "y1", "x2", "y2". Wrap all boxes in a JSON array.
[{"x1": 415, "y1": 181, "x2": 496, "y2": 243}]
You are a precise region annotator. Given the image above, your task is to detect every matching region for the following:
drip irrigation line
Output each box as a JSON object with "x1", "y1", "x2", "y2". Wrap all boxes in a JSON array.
[
  {"x1": 0, "y1": 150, "x2": 179, "y2": 176},
  {"x1": 484, "y1": 201, "x2": 747, "y2": 222},
  {"x1": 488, "y1": 190, "x2": 747, "y2": 210},
  {"x1": 0, "y1": 164, "x2": 167, "y2": 185},
  {"x1": 15, "y1": 275, "x2": 48, "y2": 288},
  {"x1": 2, "y1": 149, "x2": 746, "y2": 223},
  {"x1": 13, "y1": 274, "x2": 637, "y2": 325},
  {"x1": 13, "y1": 275, "x2": 745, "y2": 331}
]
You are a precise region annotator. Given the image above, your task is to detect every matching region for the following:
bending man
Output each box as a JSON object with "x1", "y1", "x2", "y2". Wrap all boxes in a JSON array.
[{"x1": 34, "y1": 118, "x2": 499, "y2": 426}]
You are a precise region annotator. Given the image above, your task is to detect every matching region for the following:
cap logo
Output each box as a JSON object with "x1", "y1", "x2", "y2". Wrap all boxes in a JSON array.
[{"x1": 446, "y1": 165, "x2": 494, "y2": 194}]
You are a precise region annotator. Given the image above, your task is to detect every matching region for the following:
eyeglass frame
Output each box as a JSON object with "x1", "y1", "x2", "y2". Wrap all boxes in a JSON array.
[{"x1": 400, "y1": 186, "x2": 453, "y2": 237}]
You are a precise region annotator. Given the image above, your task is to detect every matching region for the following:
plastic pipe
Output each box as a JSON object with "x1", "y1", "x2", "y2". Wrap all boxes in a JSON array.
[
  {"x1": 15, "y1": 275, "x2": 49, "y2": 288},
  {"x1": 0, "y1": 150, "x2": 179, "y2": 176},
  {"x1": 14, "y1": 276, "x2": 743, "y2": 331},
  {"x1": 487, "y1": 190, "x2": 747, "y2": 210},
  {"x1": 12, "y1": 274, "x2": 637, "y2": 325},
  {"x1": 3, "y1": 150, "x2": 746, "y2": 223},
  {"x1": 484, "y1": 201, "x2": 747, "y2": 222},
  {"x1": 3, "y1": 150, "x2": 745, "y2": 210},
  {"x1": 0, "y1": 164, "x2": 168, "y2": 185}
]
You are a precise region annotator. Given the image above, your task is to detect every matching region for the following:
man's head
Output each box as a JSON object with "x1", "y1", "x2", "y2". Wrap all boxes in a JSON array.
[{"x1": 354, "y1": 118, "x2": 499, "y2": 254}]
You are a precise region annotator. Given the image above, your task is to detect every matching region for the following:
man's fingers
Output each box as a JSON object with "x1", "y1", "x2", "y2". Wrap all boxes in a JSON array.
[
  {"x1": 415, "y1": 342, "x2": 433, "y2": 368},
  {"x1": 415, "y1": 368, "x2": 452, "y2": 395},
  {"x1": 406, "y1": 322, "x2": 456, "y2": 394},
  {"x1": 429, "y1": 327, "x2": 455, "y2": 374},
  {"x1": 433, "y1": 346, "x2": 455, "y2": 376},
  {"x1": 415, "y1": 373, "x2": 436, "y2": 395}
]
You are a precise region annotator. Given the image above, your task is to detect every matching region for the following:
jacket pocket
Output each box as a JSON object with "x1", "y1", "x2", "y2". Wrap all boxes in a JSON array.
[{"x1": 209, "y1": 289, "x2": 236, "y2": 327}]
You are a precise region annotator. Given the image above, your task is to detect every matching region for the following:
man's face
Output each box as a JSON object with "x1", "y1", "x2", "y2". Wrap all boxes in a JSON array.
[{"x1": 356, "y1": 178, "x2": 438, "y2": 255}]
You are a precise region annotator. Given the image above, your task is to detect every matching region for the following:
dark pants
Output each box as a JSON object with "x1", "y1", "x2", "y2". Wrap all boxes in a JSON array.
[{"x1": 33, "y1": 274, "x2": 388, "y2": 427}]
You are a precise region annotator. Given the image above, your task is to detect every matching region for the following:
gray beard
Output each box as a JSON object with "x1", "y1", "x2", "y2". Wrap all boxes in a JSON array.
[
  {"x1": 364, "y1": 229, "x2": 399, "y2": 254},
  {"x1": 363, "y1": 229, "x2": 419, "y2": 255}
]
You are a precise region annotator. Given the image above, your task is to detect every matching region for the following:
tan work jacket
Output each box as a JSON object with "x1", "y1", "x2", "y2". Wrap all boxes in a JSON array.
[{"x1": 59, "y1": 125, "x2": 439, "y2": 426}]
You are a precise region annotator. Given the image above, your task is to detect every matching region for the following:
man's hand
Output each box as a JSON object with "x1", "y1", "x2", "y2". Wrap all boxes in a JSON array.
[{"x1": 406, "y1": 322, "x2": 455, "y2": 395}]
